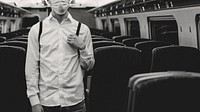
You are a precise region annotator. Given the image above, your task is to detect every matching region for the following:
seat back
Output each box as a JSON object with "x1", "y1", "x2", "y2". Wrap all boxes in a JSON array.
[
  {"x1": 122, "y1": 38, "x2": 150, "y2": 47},
  {"x1": 0, "y1": 46, "x2": 31, "y2": 112},
  {"x1": 135, "y1": 40, "x2": 172, "y2": 72},
  {"x1": 89, "y1": 46, "x2": 141, "y2": 112},
  {"x1": 91, "y1": 35, "x2": 105, "y2": 38},
  {"x1": 0, "y1": 41, "x2": 27, "y2": 50},
  {"x1": 0, "y1": 36, "x2": 6, "y2": 43},
  {"x1": 129, "y1": 71, "x2": 200, "y2": 112},
  {"x1": 100, "y1": 32, "x2": 118, "y2": 39},
  {"x1": 8, "y1": 37, "x2": 28, "y2": 42},
  {"x1": 112, "y1": 35, "x2": 134, "y2": 43},
  {"x1": 159, "y1": 31, "x2": 179, "y2": 45},
  {"x1": 92, "y1": 38, "x2": 112, "y2": 42},
  {"x1": 127, "y1": 71, "x2": 170, "y2": 112},
  {"x1": 151, "y1": 46, "x2": 200, "y2": 72},
  {"x1": 93, "y1": 41, "x2": 124, "y2": 50},
  {"x1": 15, "y1": 35, "x2": 28, "y2": 38}
]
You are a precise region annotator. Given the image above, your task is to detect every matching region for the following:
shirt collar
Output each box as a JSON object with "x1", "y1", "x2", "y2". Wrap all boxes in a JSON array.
[{"x1": 47, "y1": 12, "x2": 74, "y2": 22}]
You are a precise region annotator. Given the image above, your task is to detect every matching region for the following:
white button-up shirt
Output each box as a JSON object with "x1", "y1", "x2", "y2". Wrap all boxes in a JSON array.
[{"x1": 25, "y1": 13, "x2": 95, "y2": 107}]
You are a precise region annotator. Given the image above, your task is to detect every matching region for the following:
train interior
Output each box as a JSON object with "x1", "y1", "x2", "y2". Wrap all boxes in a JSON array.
[{"x1": 0, "y1": 0, "x2": 200, "y2": 112}]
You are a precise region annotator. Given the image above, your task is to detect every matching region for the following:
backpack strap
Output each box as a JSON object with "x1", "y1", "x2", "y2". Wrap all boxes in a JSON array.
[
  {"x1": 76, "y1": 22, "x2": 81, "y2": 36},
  {"x1": 38, "y1": 21, "x2": 43, "y2": 52},
  {"x1": 38, "y1": 21, "x2": 43, "y2": 75},
  {"x1": 76, "y1": 22, "x2": 88, "y2": 107},
  {"x1": 76, "y1": 22, "x2": 81, "y2": 57}
]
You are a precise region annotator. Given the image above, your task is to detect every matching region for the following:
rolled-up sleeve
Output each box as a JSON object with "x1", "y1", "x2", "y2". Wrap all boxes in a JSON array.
[
  {"x1": 79, "y1": 26, "x2": 95, "y2": 71},
  {"x1": 25, "y1": 23, "x2": 40, "y2": 106}
]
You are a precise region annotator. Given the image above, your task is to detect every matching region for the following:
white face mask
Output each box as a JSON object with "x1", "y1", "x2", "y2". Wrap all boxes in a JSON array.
[{"x1": 50, "y1": 0, "x2": 70, "y2": 15}]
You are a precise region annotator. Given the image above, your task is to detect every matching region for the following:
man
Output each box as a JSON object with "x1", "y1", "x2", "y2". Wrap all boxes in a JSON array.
[{"x1": 25, "y1": 0, "x2": 95, "y2": 112}]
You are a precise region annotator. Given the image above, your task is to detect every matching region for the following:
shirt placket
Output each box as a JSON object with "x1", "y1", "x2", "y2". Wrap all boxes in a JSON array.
[{"x1": 58, "y1": 23, "x2": 64, "y2": 105}]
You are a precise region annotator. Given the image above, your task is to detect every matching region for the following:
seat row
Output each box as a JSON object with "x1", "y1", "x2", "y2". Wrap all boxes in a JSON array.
[
  {"x1": 127, "y1": 71, "x2": 200, "y2": 112},
  {"x1": 0, "y1": 28, "x2": 29, "y2": 40},
  {"x1": 1, "y1": 44, "x2": 200, "y2": 112},
  {"x1": 0, "y1": 35, "x2": 28, "y2": 43},
  {"x1": 0, "y1": 46, "x2": 31, "y2": 112},
  {"x1": 1, "y1": 30, "x2": 200, "y2": 112},
  {"x1": 86, "y1": 44, "x2": 200, "y2": 112}
]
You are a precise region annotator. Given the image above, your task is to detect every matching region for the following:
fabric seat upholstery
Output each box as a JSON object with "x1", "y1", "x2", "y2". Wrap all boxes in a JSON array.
[
  {"x1": 89, "y1": 46, "x2": 142, "y2": 112},
  {"x1": 92, "y1": 41, "x2": 124, "y2": 50},
  {"x1": 151, "y1": 46, "x2": 200, "y2": 72},
  {"x1": 128, "y1": 71, "x2": 200, "y2": 112},
  {"x1": 0, "y1": 41, "x2": 27, "y2": 50},
  {"x1": 0, "y1": 46, "x2": 31, "y2": 112},
  {"x1": 112, "y1": 35, "x2": 134, "y2": 43},
  {"x1": 135, "y1": 40, "x2": 172, "y2": 72},
  {"x1": 122, "y1": 38, "x2": 150, "y2": 47}
]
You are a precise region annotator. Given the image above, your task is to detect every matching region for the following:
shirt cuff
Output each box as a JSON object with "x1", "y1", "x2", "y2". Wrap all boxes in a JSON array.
[{"x1": 29, "y1": 94, "x2": 40, "y2": 106}]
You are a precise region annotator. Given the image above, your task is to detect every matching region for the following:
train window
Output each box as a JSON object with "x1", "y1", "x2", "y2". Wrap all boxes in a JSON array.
[
  {"x1": 10, "y1": 20, "x2": 16, "y2": 32},
  {"x1": 125, "y1": 18, "x2": 140, "y2": 37},
  {"x1": 148, "y1": 16, "x2": 179, "y2": 45},
  {"x1": 195, "y1": 14, "x2": 200, "y2": 49},
  {"x1": 101, "y1": 19, "x2": 109, "y2": 31},
  {"x1": 110, "y1": 18, "x2": 121, "y2": 35},
  {"x1": 0, "y1": 20, "x2": 6, "y2": 33}
]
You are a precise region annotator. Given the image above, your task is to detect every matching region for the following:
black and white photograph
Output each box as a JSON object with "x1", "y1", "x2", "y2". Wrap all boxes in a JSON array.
[{"x1": 0, "y1": 0, "x2": 200, "y2": 112}]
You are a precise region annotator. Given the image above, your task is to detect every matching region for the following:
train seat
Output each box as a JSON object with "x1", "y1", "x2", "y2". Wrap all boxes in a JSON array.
[
  {"x1": 135, "y1": 40, "x2": 172, "y2": 73},
  {"x1": 92, "y1": 37, "x2": 113, "y2": 42},
  {"x1": 93, "y1": 41, "x2": 124, "y2": 50},
  {"x1": 151, "y1": 45, "x2": 200, "y2": 72},
  {"x1": 127, "y1": 71, "x2": 169, "y2": 112},
  {"x1": 0, "y1": 33, "x2": 16, "y2": 39},
  {"x1": 88, "y1": 46, "x2": 142, "y2": 112},
  {"x1": 128, "y1": 71, "x2": 200, "y2": 112},
  {"x1": 8, "y1": 37, "x2": 28, "y2": 42},
  {"x1": 112, "y1": 35, "x2": 134, "y2": 43},
  {"x1": 0, "y1": 46, "x2": 31, "y2": 112},
  {"x1": 159, "y1": 31, "x2": 179, "y2": 45},
  {"x1": 15, "y1": 35, "x2": 28, "y2": 38},
  {"x1": 0, "y1": 36, "x2": 6, "y2": 43},
  {"x1": 122, "y1": 38, "x2": 150, "y2": 47},
  {"x1": 0, "y1": 41, "x2": 27, "y2": 50},
  {"x1": 91, "y1": 35, "x2": 105, "y2": 38},
  {"x1": 99, "y1": 32, "x2": 119, "y2": 39},
  {"x1": 90, "y1": 28, "x2": 106, "y2": 35}
]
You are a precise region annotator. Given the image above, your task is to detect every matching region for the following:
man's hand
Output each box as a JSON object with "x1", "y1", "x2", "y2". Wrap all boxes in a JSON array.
[
  {"x1": 67, "y1": 34, "x2": 86, "y2": 50},
  {"x1": 32, "y1": 104, "x2": 44, "y2": 112}
]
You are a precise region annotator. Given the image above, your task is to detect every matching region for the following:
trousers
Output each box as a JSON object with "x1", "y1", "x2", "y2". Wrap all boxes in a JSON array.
[{"x1": 43, "y1": 100, "x2": 86, "y2": 112}]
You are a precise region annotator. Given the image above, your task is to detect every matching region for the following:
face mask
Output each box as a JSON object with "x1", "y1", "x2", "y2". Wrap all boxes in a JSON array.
[{"x1": 50, "y1": 0, "x2": 70, "y2": 15}]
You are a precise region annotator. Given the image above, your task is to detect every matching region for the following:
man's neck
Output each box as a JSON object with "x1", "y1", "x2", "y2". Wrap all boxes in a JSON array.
[{"x1": 52, "y1": 11, "x2": 69, "y2": 24}]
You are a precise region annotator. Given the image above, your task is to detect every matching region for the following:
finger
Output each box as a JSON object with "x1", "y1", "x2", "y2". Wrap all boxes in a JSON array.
[
  {"x1": 67, "y1": 38, "x2": 74, "y2": 44},
  {"x1": 67, "y1": 39, "x2": 72, "y2": 43},
  {"x1": 68, "y1": 37, "x2": 73, "y2": 40},
  {"x1": 69, "y1": 34, "x2": 76, "y2": 36},
  {"x1": 68, "y1": 36, "x2": 73, "y2": 39}
]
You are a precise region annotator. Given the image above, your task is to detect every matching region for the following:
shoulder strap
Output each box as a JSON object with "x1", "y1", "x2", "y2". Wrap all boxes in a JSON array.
[
  {"x1": 38, "y1": 21, "x2": 42, "y2": 75},
  {"x1": 76, "y1": 22, "x2": 81, "y2": 57},
  {"x1": 76, "y1": 22, "x2": 81, "y2": 36},
  {"x1": 38, "y1": 21, "x2": 43, "y2": 52}
]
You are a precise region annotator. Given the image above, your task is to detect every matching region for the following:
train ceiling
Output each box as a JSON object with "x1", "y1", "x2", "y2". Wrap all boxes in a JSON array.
[
  {"x1": 0, "y1": 1, "x2": 31, "y2": 18},
  {"x1": 0, "y1": 0, "x2": 117, "y2": 7},
  {"x1": 88, "y1": 0, "x2": 200, "y2": 17}
]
